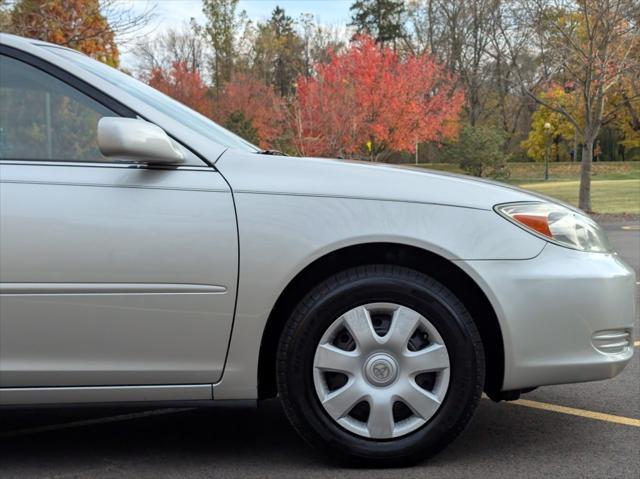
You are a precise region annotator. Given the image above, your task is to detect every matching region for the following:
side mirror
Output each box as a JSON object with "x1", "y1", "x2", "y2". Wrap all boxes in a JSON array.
[{"x1": 97, "y1": 117, "x2": 185, "y2": 165}]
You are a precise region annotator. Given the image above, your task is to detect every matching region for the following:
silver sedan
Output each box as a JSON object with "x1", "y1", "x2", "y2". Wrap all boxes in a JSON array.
[{"x1": 0, "y1": 33, "x2": 635, "y2": 465}]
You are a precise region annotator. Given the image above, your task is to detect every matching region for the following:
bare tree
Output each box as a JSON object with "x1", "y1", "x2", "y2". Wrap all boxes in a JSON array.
[
  {"x1": 98, "y1": 0, "x2": 156, "y2": 46},
  {"x1": 499, "y1": 0, "x2": 640, "y2": 211},
  {"x1": 299, "y1": 14, "x2": 347, "y2": 75},
  {"x1": 134, "y1": 21, "x2": 207, "y2": 77},
  {"x1": 485, "y1": 2, "x2": 536, "y2": 150},
  {"x1": 405, "y1": 0, "x2": 440, "y2": 55},
  {"x1": 406, "y1": 0, "x2": 522, "y2": 128}
]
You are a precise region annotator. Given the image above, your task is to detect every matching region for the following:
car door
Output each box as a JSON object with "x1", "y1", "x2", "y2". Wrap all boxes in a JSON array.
[{"x1": 0, "y1": 52, "x2": 238, "y2": 389}]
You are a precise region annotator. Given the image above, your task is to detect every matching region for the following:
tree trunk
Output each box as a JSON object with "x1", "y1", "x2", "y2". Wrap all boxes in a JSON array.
[{"x1": 579, "y1": 140, "x2": 593, "y2": 212}]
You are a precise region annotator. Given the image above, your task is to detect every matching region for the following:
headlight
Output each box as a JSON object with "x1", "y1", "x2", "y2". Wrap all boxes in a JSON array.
[{"x1": 495, "y1": 202, "x2": 611, "y2": 253}]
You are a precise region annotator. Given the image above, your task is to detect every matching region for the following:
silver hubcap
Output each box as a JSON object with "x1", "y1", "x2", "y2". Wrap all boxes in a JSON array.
[{"x1": 313, "y1": 303, "x2": 451, "y2": 439}]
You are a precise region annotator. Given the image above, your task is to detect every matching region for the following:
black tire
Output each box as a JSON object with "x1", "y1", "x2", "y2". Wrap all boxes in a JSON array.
[{"x1": 276, "y1": 264, "x2": 485, "y2": 466}]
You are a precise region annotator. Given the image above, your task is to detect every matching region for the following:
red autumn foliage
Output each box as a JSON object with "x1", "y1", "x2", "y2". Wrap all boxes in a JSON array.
[
  {"x1": 148, "y1": 61, "x2": 212, "y2": 116},
  {"x1": 294, "y1": 36, "x2": 464, "y2": 158},
  {"x1": 212, "y1": 74, "x2": 287, "y2": 149}
]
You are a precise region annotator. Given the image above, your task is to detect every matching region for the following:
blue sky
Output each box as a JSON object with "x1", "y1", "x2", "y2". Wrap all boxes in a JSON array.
[
  {"x1": 126, "y1": 0, "x2": 352, "y2": 31},
  {"x1": 241, "y1": 0, "x2": 352, "y2": 24}
]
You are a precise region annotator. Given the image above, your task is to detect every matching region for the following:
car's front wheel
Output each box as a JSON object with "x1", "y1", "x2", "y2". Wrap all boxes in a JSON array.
[{"x1": 277, "y1": 265, "x2": 485, "y2": 465}]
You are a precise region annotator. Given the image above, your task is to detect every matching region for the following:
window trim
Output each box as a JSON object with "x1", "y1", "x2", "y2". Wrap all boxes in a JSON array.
[
  {"x1": 0, "y1": 159, "x2": 214, "y2": 172},
  {"x1": 0, "y1": 45, "x2": 211, "y2": 168},
  {"x1": 0, "y1": 45, "x2": 136, "y2": 118}
]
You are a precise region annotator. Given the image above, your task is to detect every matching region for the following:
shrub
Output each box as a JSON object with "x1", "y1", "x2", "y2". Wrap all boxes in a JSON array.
[{"x1": 440, "y1": 125, "x2": 509, "y2": 179}]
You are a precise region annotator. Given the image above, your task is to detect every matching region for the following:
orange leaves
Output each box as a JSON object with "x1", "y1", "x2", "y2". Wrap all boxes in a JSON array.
[
  {"x1": 145, "y1": 65, "x2": 287, "y2": 149},
  {"x1": 144, "y1": 35, "x2": 464, "y2": 157},
  {"x1": 11, "y1": 0, "x2": 120, "y2": 67},
  {"x1": 212, "y1": 74, "x2": 287, "y2": 149},
  {"x1": 294, "y1": 36, "x2": 464, "y2": 158},
  {"x1": 148, "y1": 62, "x2": 211, "y2": 117}
]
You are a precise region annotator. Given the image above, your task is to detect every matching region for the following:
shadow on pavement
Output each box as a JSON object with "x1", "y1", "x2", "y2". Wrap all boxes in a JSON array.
[{"x1": 1, "y1": 398, "x2": 638, "y2": 478}]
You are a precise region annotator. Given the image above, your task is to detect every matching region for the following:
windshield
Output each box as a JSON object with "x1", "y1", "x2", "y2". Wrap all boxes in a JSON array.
[{"x1": 46, "y1": 47, "x2": 260, "y2": 153}]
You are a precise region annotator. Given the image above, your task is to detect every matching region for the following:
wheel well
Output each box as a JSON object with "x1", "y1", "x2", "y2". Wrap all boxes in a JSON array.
[{"x1": 257, "y1": 243, "x2": 504, "y2": 399}]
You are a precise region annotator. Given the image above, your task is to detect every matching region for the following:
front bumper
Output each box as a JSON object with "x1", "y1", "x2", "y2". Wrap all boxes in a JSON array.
[{"x1": 460, "y1": 243, "x2": 636, "y2": 391}]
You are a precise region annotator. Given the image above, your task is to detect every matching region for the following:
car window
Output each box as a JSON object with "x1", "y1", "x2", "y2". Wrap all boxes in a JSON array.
[
  {"x1": 48, "y1": 47, "x2": 261, "y2": 154},
  {"x1": 0, "y1": 54, "x2": 116, "y2": 162}
]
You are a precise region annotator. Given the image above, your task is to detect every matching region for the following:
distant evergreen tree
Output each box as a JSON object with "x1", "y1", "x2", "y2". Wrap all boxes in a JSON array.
[
  {"x1": 252, "y1": 6, "x2": 304, "y2": 97},
  {"x1": 225, "y1": 111, "x2": 260, "y2": 145},
  {"x1": 349, "y1": 0, "x2": 405, "y2": 48},
  {"x1": 270, "y1": 7, "x2": 304, "y2": 97}
]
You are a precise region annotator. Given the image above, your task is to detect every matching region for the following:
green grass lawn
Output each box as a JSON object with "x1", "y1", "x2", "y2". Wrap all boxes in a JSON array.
[
  {"x1": 517, "y1": 179, "x2": 640, "y2": 214},
  {"x1": 415, "y1": 162, "x2": 640, "y2": 214}
]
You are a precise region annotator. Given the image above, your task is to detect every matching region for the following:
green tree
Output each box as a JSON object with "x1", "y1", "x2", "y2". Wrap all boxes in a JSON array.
[
  {"x1": 349, "y1": 0, "x2": 405, "y2": 48},
  {"x1": 224, "y1": 111, "x2": 260, "y2": 144},
  {"x1": 202, "y1": 0, "x2": 240, "y2": 96},
  {"x1": 271, "y1": 7, "x2": 303, "y2": 97},
  {"x1": 440, "y1": 126, "x2": 509, "y2": 178},
  {"x1": 252, "y1": 7, "x2": 304, "y2": 97}
]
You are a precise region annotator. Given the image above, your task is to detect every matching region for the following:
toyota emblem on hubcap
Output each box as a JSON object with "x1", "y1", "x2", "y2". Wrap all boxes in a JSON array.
[
  {"x1": 372, "y1": 361, "x2": 390, "y2": 380},
  {"x1": 364, "y1": 354, "x2": 398, "y2": 386}
]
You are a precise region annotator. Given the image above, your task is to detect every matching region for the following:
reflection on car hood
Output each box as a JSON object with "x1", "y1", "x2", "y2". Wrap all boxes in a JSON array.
[{"x1": 217, "y1": 152, "x2": 553, "y2": 211}]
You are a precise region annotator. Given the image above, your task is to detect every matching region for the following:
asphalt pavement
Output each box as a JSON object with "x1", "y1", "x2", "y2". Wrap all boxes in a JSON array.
[{"x1": 1, "y1": 220, "x2": 639, "y2": 478}]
